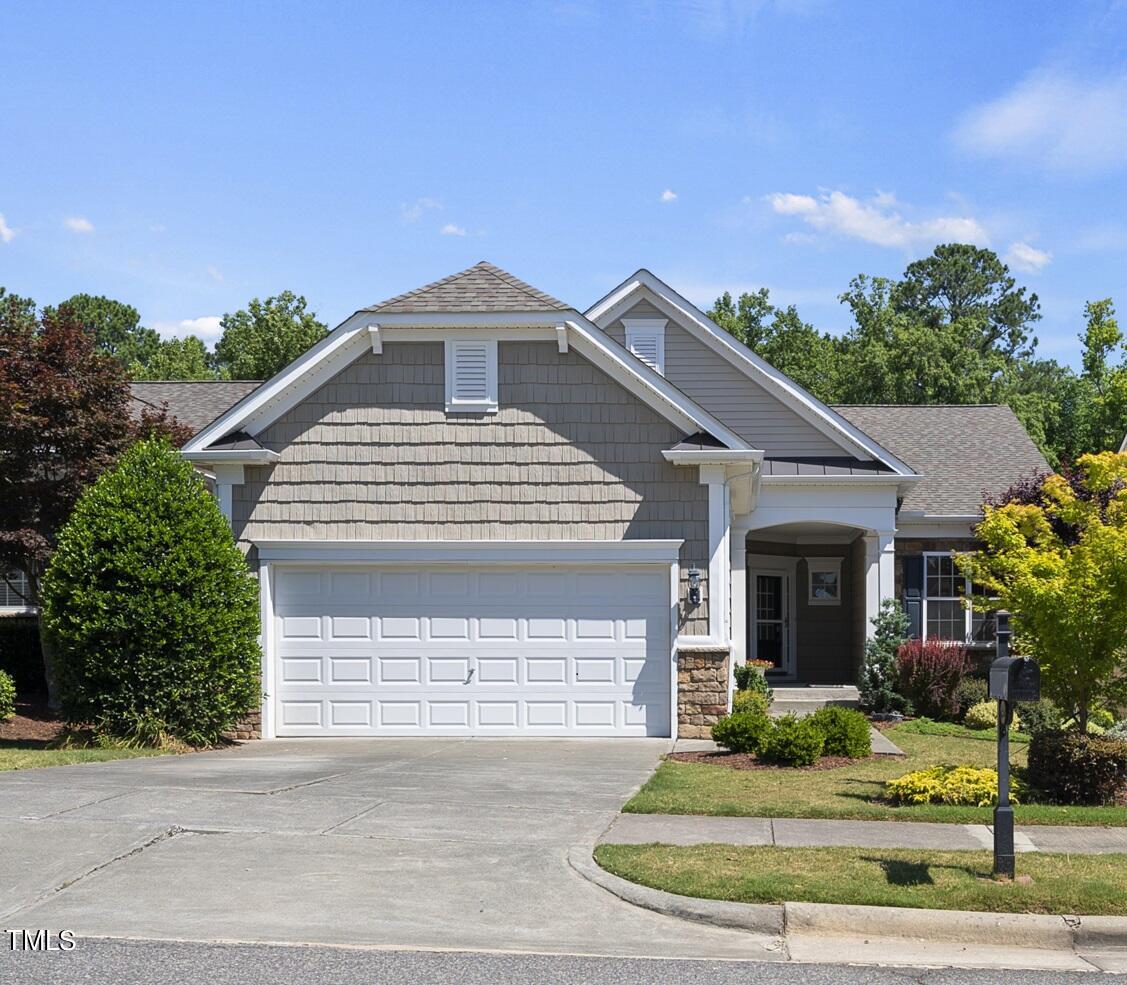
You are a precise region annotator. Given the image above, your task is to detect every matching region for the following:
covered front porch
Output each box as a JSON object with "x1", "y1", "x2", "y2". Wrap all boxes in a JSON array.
[{"x1": 730, "y1": 475, "x2": 902, "y2": 687}]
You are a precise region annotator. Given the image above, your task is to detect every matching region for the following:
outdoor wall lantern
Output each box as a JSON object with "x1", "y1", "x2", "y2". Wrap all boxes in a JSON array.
[{"x1": 687, "y1": 566, "x2": 702, "y2": 606}]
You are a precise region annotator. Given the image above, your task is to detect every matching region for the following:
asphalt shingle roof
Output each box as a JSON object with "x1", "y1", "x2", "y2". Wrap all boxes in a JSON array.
[
  {"x1": 363, "y1": 261, "x2": 571, "y2": 314},
  {"x1": 833, "y1": 404, "x2": 1050, "y2": 514},
  {"x1": 129, "y1": 381, "x2": 262, "y2": 436}
]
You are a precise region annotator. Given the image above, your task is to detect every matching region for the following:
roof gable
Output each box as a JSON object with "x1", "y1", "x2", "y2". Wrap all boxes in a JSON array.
[
  {"x1": 586, "y1": 270, "x2": 915, "y2": 475},
  {"x1": 365, "y1": 261, "x2": 570, "y2": 314}
]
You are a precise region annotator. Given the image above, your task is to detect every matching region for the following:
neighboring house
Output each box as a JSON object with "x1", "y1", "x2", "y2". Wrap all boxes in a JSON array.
[{"x1": 137, "y1": 262, "x2": 1047, "y2": 739}]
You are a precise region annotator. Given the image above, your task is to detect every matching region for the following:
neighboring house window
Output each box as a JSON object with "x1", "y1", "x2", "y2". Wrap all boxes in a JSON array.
[
  {"x1": 445, "y1": 339, "x2": 498, "y2": 413},
  {"x1": 622, "y1": 318, "x2": 666, "y2": 376},
  {"x1": 1, "y1": 569, "x2": 34, "y2": 612},
  {"x1": 807, "y1": 557, "x2": 842, "y2": 605},
  {"x1": 921, "y1": 552, "x2": 994, "y2": 645}
]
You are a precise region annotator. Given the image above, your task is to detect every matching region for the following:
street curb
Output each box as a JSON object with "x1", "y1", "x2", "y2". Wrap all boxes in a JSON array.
[
  {"x1": 571, "y1": 846, "x2": 1127, "y2": 952},
  {"x1": 566, "y1": 845, "x2": 784, "y2": 937}
]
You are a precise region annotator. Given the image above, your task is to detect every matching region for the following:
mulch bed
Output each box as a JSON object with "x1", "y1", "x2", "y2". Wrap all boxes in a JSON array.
[
  {"x1": 0, "y1": 701, "x2": 66, "y2": 744},
  {"x1": 667, "y1": 750, "x2": 862, "y2": 771}
]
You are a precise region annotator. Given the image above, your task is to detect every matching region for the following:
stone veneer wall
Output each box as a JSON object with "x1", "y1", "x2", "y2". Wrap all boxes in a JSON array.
[
  {"x1": 224, "y1": 707, "x2": 262, "y2": 741},
  {"x1": 677, "y1": 647, "x2": 730, "y2": 738}
]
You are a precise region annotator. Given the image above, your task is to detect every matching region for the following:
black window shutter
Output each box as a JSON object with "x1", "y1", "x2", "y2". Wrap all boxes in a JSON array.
[{"x1": 902, "y1": 554, "x2": 923, "y2": 639}]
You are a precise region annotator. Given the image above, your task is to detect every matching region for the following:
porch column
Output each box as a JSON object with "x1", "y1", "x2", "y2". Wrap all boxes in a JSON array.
[
  {"x1": 863, "y1": 531, "x2": 897, "y2": 639},
  {"x1": 700, "y1": 464, "x2": 730, "y2": 643},
  {"x1": 730, "y1": 535, "x2": 746, "y2": 666}
]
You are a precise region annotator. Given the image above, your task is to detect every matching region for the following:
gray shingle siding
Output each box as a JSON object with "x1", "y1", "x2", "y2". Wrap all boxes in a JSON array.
[
  {"x1": 234, "y1": 341, "x2": 709, "y2": 635},
  {"x1": 605, "y1": 300, "x2": 846, "y2": 456}
]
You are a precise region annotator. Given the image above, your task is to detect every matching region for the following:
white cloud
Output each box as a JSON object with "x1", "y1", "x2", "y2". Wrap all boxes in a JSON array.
[
  {"x1": 440, "y1": 223, "x2": 467, "y2": 237},
  {"x1": 953, "y1": 70, "x2": 1127, "y2": 174},
  {"x1": 1005, "y1": 241, "x2": 1052, "y2": 273},
  {"x1": 206, "y1": 264, "x2": 224, "y2": 283},
  {"x1": 152, "y1": 315, "x2": 223, "y2": 342},
  {"x1": 765, "y1": 190, "x2": 990, "y2": 249},
  {"x1": 401, "y1": 197, "x2": 441, "y2": 222},
  {"x1": 0, "y1": 213, "x2": 14, "y2": 244},
  {"x1": 65, "y1": 216, "x2": 95, "y2": 234},
  {"x1": 660, "y1": 188, "x2": 678, "y2": 203}
]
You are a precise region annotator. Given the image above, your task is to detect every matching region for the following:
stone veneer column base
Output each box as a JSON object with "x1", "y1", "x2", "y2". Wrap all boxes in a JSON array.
[
  {"x1": 223, "y1": 708, "x2": 262, "y2": 741},
  {"x1": 677, "y1": 646, "x2": 731, "y2": 738}
]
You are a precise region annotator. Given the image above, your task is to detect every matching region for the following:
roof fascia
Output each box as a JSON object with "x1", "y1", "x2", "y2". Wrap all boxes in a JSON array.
[
  {"x1": 662, "y1": 449, "x2": 764, "y2": 465},
  {"x1": 586, "y1": 272, "x2": 916, "y2": 476},
  {"x1": 182, "y1": 449, "x2": 281, "y2": 464},
  {"x1": 182, "y1": 313, "x2": 371, "y2": 453}
]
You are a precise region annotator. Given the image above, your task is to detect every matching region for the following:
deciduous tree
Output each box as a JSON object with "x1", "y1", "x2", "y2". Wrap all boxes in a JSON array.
[
  {"x1": 213, "y1": 291, "x2": 326, "y2": 380},
  {"x1": 958, "y1": 452, "x2": 1127, "y2": 733}
]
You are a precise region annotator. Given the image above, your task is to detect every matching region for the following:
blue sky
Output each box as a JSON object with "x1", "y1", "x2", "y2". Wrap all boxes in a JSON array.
[{"x1": 3, "y1": 0, "x2": 1126, "y2": 366}]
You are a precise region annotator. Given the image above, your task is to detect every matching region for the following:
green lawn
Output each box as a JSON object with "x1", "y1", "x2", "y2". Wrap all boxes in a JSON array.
[
  {"x1": 0, "y1": 740, "x2": 174, "y2": 772},
  {"x1": 594, "y1": 844, "x2": 1127, "y2": 915},
  {"x1": 624, "y1": 724, "x2": 1127, "y2": 826}
]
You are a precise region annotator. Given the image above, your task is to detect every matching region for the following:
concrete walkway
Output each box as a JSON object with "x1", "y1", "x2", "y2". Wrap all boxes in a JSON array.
[{"x1": 600, "y1": 813, "x2": 1127, "y2": 854}]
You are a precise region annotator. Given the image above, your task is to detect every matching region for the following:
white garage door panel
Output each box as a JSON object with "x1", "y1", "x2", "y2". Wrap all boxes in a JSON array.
[{"x1": 273, "y1": 565, "x2": 671, "y2": 737}]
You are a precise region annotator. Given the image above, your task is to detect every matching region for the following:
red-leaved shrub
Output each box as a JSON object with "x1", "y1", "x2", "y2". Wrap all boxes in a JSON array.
[{"x1": 896, "y1": 639, "x2": 970, "y2": 720}]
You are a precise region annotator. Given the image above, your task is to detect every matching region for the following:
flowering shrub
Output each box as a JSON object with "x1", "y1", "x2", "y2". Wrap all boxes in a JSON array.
[
  {"x1": 895, "y1": 639, "x2": 970, "y2": 720},
  {"x1": 886, "y1": 765, "x2": 1024, "y2": 806}
]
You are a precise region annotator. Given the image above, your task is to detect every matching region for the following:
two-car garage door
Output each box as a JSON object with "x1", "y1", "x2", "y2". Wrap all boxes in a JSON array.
[{"x1": 271, "y1": 565, "x2": 672, "y2": 737}]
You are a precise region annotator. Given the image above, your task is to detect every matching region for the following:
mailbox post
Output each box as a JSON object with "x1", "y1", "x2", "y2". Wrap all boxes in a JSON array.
[{"x1": 988, "y1": 611, "x2": 1040, "y2": 879}]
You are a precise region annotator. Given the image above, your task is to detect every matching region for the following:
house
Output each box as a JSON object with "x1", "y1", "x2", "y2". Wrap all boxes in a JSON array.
[{"x1": 142, "y1": 262, "x2": 1047, "y2": 739}]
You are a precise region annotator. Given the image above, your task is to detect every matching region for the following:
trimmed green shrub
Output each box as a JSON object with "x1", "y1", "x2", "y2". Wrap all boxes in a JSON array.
[
  {"x1": 0, "y1": 669, "x2": 16, "y2": 720},
  {"x1": 807, "y1": 706, "x2": 872, "y2": 759},
  {"x1": 733, "y1": 662, "x2": 774, "y2": 704},
  {"x1": 1027, "y1": 731, "x2": 1127, "y2": 805},
  {"x1": 895, "y1": 638, "x2": 970, "y2": 720},
  {"x1": 732, "y1": 689, "x2": 770, "y2": 716},
  {"x1": 1017, "y1": 698, "x2": 1063, "y2": 737},
  {"x1": 41, "y1": 438, "x2": 261, "y2": 747},
  {"x1": 954, "y1": 676, "x2": 989, "y2": 719},
  {"x1": 711, "y1": 708, "x2": 771, "y2": 754},
  {"x1": 858, "y1": 599, "x2": 911, "y2": 715},
  {"x1": 963, "y1": 700, "x2": 1020, "y2": 732},
  {"x1": 886, "y1": 765, "x2": 1025, "y2": 806},
  {"x1": 760, "y1": 714, "x2": 825, "y2": 767}
]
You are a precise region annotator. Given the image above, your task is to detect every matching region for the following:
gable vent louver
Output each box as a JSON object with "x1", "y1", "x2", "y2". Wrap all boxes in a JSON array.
[
  {"x1": 445, "y1": 339, "x2": 498, "y2": 413},
  {"x1": 623, "y1": 318, "x2": 667, "y2": 376}
]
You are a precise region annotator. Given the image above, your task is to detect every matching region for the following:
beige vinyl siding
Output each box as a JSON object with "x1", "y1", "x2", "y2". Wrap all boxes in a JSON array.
[
  {"x1": 607, "y1": 300, "x2": 846, "y2": 456},
  {"x1": 234, "y1": 341, "x2": 709, "y2": 635}
]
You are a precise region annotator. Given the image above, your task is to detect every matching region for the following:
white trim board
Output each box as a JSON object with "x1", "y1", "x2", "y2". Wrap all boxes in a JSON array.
[
  {"x1": 586, "y1": 270, "x2": 916, "y2": 475},
  {"x1": 255, "y1": 539, "x2": 685, "y2": 564}
]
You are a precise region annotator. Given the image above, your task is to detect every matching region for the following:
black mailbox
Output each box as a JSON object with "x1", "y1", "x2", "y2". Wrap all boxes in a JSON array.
[{"x1": 989, "y1": 656, "x2": 1040, "y2": 703}]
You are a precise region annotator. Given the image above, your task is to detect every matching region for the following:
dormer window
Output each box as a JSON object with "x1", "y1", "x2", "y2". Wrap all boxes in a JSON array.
[
  {"x1": 445, "y1": 339, "x2": 498, "y2": 413},
  {"x1": 623, "y1": 318, "x2": 667, "y2": 376}
]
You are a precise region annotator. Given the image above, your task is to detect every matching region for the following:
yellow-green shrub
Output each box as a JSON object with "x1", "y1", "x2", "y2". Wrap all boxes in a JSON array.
[
  {"x1": 732, "y1": 689, "x2": 770, "y2": 716},
  {"x1": 963, "y1": 700, "x2": 1020, "y2": 732},
  {"x1": 0, "y1": 669, "x2": 15, "y2": 720},
  {"x1": 886, "y1": 765, "x2": 1025, "y2": 806}
]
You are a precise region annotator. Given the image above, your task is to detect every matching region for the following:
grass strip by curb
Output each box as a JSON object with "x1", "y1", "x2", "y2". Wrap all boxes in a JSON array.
[{"x1": 593, "y1": 843, "x2": 1127, "y2": 916}]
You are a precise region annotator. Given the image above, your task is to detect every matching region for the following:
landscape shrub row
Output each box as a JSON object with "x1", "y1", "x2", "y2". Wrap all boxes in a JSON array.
[{"x1": 711, "y1": 704, "x2": 872, "y2": 766}]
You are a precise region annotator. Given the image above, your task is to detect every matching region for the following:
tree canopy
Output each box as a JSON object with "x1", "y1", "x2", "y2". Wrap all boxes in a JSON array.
[
  {"x1": 708, "y1": 244, "x2": 1125, "y2": 465},
  {"x1": 213, "y1": 291, "x2": 327, "y2": 379}
]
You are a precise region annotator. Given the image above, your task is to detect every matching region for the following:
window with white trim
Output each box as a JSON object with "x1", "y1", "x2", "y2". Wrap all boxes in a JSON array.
[
  {"x1": 622, "y1": 318, "x2": 666, "y2": 376},
  {"x1": 807, "y1": 557, "x2": 842, "y2": 605},
  {"x1": 1, "y1": 569, "x2": 34, "y2": 611},
  {"x1": 922, "y1": 552, "x2": 995, "y2": 645},
  {"x1": 445, "y1": 339, "x2": 498, "y2": 413}
]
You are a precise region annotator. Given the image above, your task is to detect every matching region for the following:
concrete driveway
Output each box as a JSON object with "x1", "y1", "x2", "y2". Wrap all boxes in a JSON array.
[{"x1": 0, "y1": 739, "x2": 778, "y2": 960}]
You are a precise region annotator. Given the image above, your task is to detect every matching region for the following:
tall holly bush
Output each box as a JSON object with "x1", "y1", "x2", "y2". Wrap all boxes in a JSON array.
[{"x1": 40, "y1": 438, "x2": 260, "y2": 745}]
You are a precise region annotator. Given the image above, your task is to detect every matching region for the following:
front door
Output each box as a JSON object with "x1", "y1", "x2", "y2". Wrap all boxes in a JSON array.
[{"x1": 751, "y1": 569, "x2": 794, "y2": 678}]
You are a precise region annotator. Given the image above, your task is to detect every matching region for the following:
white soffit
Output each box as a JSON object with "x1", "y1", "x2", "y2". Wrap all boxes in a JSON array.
[{"x1": 586, "y1": 271, "x2": 916, "y2": 476}]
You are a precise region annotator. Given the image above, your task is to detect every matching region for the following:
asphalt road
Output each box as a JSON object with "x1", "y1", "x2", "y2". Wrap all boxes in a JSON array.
[{"x1": 2, "y1": 939, "x2": 1125, "y2": 985}]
